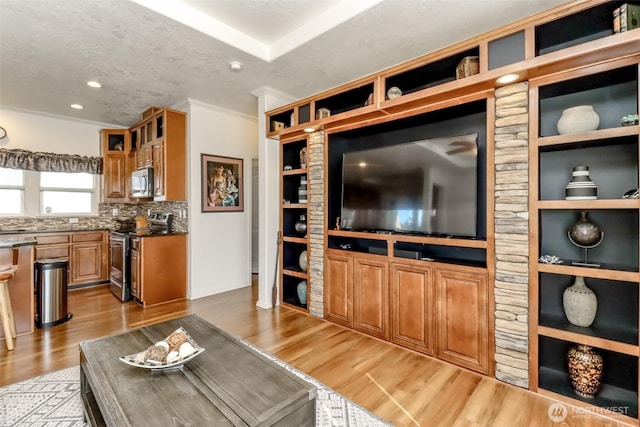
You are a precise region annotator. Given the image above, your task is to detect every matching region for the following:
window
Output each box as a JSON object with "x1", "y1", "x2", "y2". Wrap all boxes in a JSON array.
[
  {"x1": 0, "y1": 167, "x2": 99, "y2": 216},
  {"x1": 0, "y1": 168, "x2": 24, "y2": 215}
]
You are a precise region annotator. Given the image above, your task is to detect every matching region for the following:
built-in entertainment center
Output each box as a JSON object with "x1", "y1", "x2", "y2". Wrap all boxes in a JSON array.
[
  {"x1": 326, "y1": 100, "x2": 487, "y2": 266},
  {"x1": 269, "y1": 1, "x2": 640, "y2": 423}
]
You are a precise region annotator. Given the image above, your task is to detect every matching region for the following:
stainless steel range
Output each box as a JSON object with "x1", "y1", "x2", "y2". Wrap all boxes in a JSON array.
[{"x1": 109, "y1": 213, "x2": 173, "y2": 301}]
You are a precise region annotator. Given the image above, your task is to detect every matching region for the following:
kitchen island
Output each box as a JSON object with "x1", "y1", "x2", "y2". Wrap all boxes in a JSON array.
[{"x1": 0, "y1": 237, "x2": 36, "y2": 340}]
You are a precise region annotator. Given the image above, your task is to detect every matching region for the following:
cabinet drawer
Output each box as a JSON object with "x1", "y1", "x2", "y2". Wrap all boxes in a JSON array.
[
  {"x1": 36, "y1": 245, "x2": 70, "y2": 260},
  {"x1": 36, "y1": 234, "x2": 70, "y2": 245},
  {"x1": 72, "y1": 232, "x2": 104, "y2": 243}
]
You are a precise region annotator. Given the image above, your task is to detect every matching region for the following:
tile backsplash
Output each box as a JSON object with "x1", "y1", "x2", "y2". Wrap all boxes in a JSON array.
[{"x1": 0, "y1": 201, "x2": 188, "y2": 233}]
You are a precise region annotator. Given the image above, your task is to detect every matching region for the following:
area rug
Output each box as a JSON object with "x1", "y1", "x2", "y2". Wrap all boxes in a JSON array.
[{"x1": 1, "y1": 342, "x2": 391, "y2": 427}]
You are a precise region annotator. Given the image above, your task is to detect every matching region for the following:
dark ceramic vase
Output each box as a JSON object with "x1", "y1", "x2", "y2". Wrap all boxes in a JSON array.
[
  {"x1": 568, "y1": 211, "x2": 602, "y2": 246},
  {"x1": 294, "y1": 214, "x2": 307, "y2": 236},
  {"x1": 567, "y1": 344, "x2": 603, "y2": 398}
]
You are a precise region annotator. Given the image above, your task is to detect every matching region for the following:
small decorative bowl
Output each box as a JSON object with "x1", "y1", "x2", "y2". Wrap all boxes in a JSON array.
[
  {"x1": 539, "y1": 255, "x2": 562, "y2": 264},
  {"x1": 621, "y1": 114, "x2": 639, "y2": 126}
]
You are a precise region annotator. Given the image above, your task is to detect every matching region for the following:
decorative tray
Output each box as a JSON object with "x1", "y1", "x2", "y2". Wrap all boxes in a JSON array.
[{"x1": 119, "y1": 327, "x2": 204, "y2": 371}]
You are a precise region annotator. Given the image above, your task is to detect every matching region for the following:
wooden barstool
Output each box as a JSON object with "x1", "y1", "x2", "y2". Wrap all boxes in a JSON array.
[
  {"x1": 0, "y1": 268, "x2": 17, "y2": 351},
  {"x1": 0, "y1": 247, "x2": 19, "y2": 351}
]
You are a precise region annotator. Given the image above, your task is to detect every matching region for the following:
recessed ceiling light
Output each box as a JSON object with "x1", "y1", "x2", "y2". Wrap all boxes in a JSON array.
[
  {"x1": 496, "y1": 73, "x2": 520, "y2": 84},
  {"x1": 303, "y1": 127, "x2": 315, "y2": 133},
  {"x1": 71, "y1": 104, "x2": 83, "y2": 110},
  {"x1": 229, "y1": 61, "x2": 243, "y2": 71},
  {"x1": 87, "y1": 81, "x2": 102, "y2": 88}
]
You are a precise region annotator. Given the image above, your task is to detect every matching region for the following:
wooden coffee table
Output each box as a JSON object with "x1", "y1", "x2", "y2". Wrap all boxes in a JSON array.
[{"x1": 79, "y1": 314, "x2": 316, "y2": 426}]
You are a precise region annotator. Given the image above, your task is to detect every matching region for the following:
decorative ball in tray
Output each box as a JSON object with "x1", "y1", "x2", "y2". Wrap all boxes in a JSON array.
[{"x1": 119, "y1": 327, "x2": 204, "y2": 371}]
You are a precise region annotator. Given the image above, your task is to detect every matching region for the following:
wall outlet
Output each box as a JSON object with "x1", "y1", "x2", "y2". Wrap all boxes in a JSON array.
[
  {"x1": 69, "y1": 217, "x2": 79, "y2": 224},
  {"x1": 112, "y1": 208, "x2": 119, "y2": 216}
]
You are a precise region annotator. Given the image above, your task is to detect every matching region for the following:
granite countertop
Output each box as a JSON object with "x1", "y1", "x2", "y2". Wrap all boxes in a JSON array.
[
  {"x1": 0, "y1": 237, "x2": 37, "y2": 248},
  {"x1": 0, "y1": 228, "x2": 110, "y2": 235}
]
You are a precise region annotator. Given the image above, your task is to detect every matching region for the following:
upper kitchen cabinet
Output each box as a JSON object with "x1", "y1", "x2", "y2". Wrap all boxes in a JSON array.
[
  {"x1": 101, "y1": 107, "x2": 186, "y2": 202},
  {"x1": 100, "y1": 129, "x2": 130, "y2": 202}
]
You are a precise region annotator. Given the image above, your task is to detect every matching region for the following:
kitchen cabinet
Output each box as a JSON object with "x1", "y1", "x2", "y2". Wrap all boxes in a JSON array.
[
  {"x1": 100, "y1": 129, "x2": 129, "y2": 202},
  {"x1": 101, "y1": 107, "x2": 185, "y2": 202},
  {"x1": 435, "y1": 267, "x2": 489, "y2": 373},
  {"x1": 0, "y1": 243, "x2": 34, "y2": 340},
  {"x1": 136, "y1": 143, "x2": 152, "y2": 170},
  {"x1": 130, "y1": 237, "x2": 140, "y2": 300},
  {"x1": 70, "y1": 232, "x2": 107, "y2": 285},
  {"x1": 130, "y1": 108, "x2": 186, "y2": 201},
  {"x1": 130, "y1": 234, "x2": 187, "y2": 307},
  {"x1": 152, "y1": 140, "x2": 165, "y2": 197},
  {"x1": 31, "y1": 231, "x2": 108, "y2": 288}
]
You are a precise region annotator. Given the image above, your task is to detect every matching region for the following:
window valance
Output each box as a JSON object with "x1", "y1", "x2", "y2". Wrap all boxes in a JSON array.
[{"x1": 0, "y1": 148, "x2": 102, "y2": 174}]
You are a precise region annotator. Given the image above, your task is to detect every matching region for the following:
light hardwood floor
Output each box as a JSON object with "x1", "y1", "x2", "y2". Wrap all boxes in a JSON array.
[{"x1": 0, "y1": 278, "x2": 627, "y2": 426}]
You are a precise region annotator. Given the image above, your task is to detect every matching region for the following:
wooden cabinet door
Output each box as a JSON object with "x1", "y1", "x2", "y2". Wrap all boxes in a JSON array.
[
  {"x1": 103, "y1": 153, "x2": 127, "y2": 200},
  {"x1": 390, "y1": 262, "x2": 434, "y2": 355},
  {"x1": 126, "y1": 152, "x2": 136, "y2": 198},
  {"x1": 435, "y1": 268, "x2": 488, "y2": 374},
  {"x1": 324, "y1": 252, "x2": 353, "y2": 327},
  {"x1": 353, "y1": 256, "x2": 388, "y2": 340},
  {"x1": 100, "y1": 129, "x2": 128, "y2": 202},
  {"x1": 153, "y1": 140, "x2": 164, "y2": 197},
  {"x1": 136, "y1": 144, "x2": 152, "y2": 169},
  {"x1": 130, "y1": 248, "x2": 140, "y2": 300},
  {"x1": 70, "y1": 243, "x2": 103, "y2": 286}
]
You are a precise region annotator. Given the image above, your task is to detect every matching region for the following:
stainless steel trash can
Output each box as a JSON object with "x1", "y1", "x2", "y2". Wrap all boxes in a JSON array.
[{"x1": 35, "y1": 258, "x2": 72, "y2": 328}]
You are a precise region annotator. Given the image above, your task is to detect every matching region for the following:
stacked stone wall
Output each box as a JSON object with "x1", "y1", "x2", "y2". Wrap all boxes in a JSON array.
[
  {"x1": 493, "y1": 82, "x2": 530, "y2": 388},
  {"x1": 307, "y1": 131, "x2": 324, "y2": 318}
]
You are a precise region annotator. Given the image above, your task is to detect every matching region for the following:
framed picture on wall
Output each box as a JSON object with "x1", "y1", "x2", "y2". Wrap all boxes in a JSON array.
[{"x1": 201, "y1": 153, "x2": 244, "y2": 212}]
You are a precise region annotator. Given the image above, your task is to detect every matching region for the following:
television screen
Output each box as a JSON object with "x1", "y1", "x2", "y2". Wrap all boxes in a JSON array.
[{"x1": 340, "y1": 133, "x2": 478, "y2": 238}]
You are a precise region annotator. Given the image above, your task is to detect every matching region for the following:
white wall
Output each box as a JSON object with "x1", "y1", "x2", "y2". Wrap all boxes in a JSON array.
[
  {"x1": 185, "y1": 99, "x2": 258, "y2": 299},
  {"x1": 0, "y1": 107, "x2": 117, "y2": 155}
]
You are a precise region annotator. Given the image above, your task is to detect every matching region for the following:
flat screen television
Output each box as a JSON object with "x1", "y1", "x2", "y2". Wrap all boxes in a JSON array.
[{"x1": 340, "y1": 133, "x2": 478, "y2": 238}]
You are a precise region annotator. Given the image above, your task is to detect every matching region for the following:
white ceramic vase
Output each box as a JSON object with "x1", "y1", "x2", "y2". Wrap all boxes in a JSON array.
[
  {"x1": 557, "y1": 105, "x2": 600, "y2": 135},
  {"x1": 563, "y1": 276, "x2": 597, "y2": 327}
]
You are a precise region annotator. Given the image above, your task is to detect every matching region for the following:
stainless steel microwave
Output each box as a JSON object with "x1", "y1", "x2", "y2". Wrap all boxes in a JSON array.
[{"x1": 131, "y1": 168, "x2": 154, "y2": 198}]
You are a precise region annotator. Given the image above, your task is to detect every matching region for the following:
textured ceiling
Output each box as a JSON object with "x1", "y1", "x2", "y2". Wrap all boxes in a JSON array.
[{"x1": 0, "y1": 0, "x2": 569, "y2": 127}]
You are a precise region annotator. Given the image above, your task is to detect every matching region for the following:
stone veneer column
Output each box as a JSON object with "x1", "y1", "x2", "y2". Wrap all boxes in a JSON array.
[
  {"x1": 307, "y1": 131, "x2": 325, "y2": 318},
  {"x1": 493, "y1": 82, "x2": 530, "y2": 388}
]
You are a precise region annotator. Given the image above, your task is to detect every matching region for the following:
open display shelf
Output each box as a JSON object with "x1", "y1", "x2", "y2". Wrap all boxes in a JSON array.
[
  {"x1": 383, "y1": 47, "x2": 480, "y2": 98},
  {"x1": 530, "y1": 54, "x2": 640, "y2": 421},
  {"x1": 538, "y1": 336, "x2": 639, "y2": 420},
  {"x1": 279, "y1": 137, "x2": 309, "y2": 311},
  {"x1": 534, "y1": 1, "x2": 635, "y2": 56}
]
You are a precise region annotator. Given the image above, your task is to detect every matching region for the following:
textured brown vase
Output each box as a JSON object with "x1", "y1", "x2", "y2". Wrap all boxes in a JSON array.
[{"x1": 567, "y1": 344, "x2": 603, "y2": 398}]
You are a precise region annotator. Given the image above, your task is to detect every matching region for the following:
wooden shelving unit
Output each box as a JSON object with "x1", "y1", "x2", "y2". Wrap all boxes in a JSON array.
[
  {"x1": 279, "y1": 136, "x2": 309, "y2": 311},
  {"x1": 529, "y1": 50, "x2": 640, "y2": 423}
]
